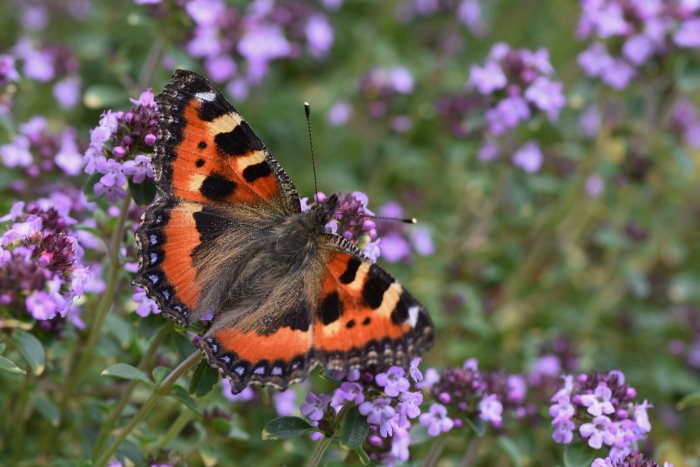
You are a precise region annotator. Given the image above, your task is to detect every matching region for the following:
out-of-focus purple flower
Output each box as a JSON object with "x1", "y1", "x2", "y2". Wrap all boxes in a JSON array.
[
  {"x1": 512, "y1": 141, "x2": 543, "y2": 173},
  {"x1": 327, "y1": 100, "x2": 352, "y2": 126},
  {"x1": 593, "y1": 453, "x2": 674, "y2": 467},
  {"x1": 601, "y1": 59, "x2": 635, "y2": 90},
  {"x1": 204, "y1": 55, "x2": 237, "y2": 83},
  {"x1": 409, "y1": 357, "x2": 424, "y2": 383},
  {"x1": 579, "y1": 105, "x2": 602, "y2": 138},
  {"x1": 419, "y1": 403, "x2": 454, "y2": 436},
  {"x1": 586, "y1": 174, "x2": 605, "y2": 197},
  {"x1": 457, "y1": 0, "x2": 488, "y2": 37},
  {"x1": 301, "y1": 392, "x2": 332, "y2": 421},
  {"x1": 478, "y1": 394, "x2": 503, "y2": 427},
  {"x1": 524, "y1": 77, "x2": 566, "y2": 120},
  {"x1": 53, "y1": 75, "x2": 81, "y2": 109},
  {"x1": 478, "y1": 141, "x2": 500, "y2": 162},
  {"x1": 470, "y1": 62, "x2": 506, "y2": 95},
  {"x1": 186, "y1": 0, "x2": 226, "y2": 27},
  {"x1": 622, "y1": 35, "x2": 654, "y2": 65},
  {"x1": 0, "y1": 54, "x2": 20, "y2": 88},
  {"x1": 485, "y1": 94, "x2": 531, "y2": 135},
  {"x1": 674, "y1": 19, "x2": 700, "y2": 48},
  {"x1": 306, "y1": 14, "x2": 334, "y2": 58},
  {"x1": 273, "y1": 389, "x2": 297, "y2": 416}
]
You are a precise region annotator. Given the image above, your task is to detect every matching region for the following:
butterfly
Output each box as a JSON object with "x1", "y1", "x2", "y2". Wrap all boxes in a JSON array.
[{"x1": 134, "y1": 70, "x2": 434, "y2": 393}]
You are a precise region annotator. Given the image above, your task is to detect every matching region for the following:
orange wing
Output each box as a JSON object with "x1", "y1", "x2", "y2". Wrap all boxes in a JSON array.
[
  {"x1": 312, "y1": 237, "x2": 434, "y2": 372},
  {"x1": 154, "y1": 69, "x2": 300, "y2": 213}
]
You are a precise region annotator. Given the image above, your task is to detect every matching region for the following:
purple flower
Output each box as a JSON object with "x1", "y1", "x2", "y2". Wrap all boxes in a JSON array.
[
  {"x1": 53, "y1": 76, "x2": 81, "y2": 109},
  {"x1": 578, "y1": 43, "x2": 614, "y2": 78},
  {"x1": 409, "y1": 357, "x2": 423, "y2": 383},
  {"x1": 586, "y1": 174, "x2": 605, "y2": 198},
  {"x1": 580, "y1": 416, "x2": 615, "y2": 449},
  {"x1": 579, "y1": 105, "x2": 602, "y2": 138},
  {"x1": 221, "y1": 379, "x2": 256, "y2": 401},
  {"x1": 0, "y1": 54, "x2": 20, "y2": 87},
  {"x1": 300, "y1": 392, "x2": 331, "y2": 421},
  {"x1": 121, "y1": 155, "x2": 154, "y2": 184},
  {"x1": 512, "y1": 141, "x2": 543, "y2": 173},
  {"x1": 327, "y1": 101, "x2": 352, "y2": 126},
  {"x1": 580, "y1": 383, "x2": 616, "y2": 416},
  {"x1": 379, "y1": 232, "x2": 411, "y2": 263},
  {"x1": 469, "y1": 61, "x2": 506, "y2": 94},
  {"x1": 419, "y1": 403, "x2": 454, "y2": 437},
  {"x1": 132, "y1": 287, "x2": 160, "y2": 317},
  {"x1": 601, "y1": 59, "x2": 635, "y2": 90},
  {"x1": 375, "y1": 367, "x2": 410, "y2": 397},
  {"x1": 273, "y1": 389, "x2": 297, "y2": 416},
  {"x1": 306, "y1": 14, "x2": 334, "y2": 58},
  {"x1": 674, "y1": 19, "x2": 700, "y2": 48},
  {"x1": 524, "y1": 76, "x2": 566, "y2": 120},
  {"x1": 457, "y1": 0, "x2": 488, "y2": 37},
  {"x1": 204, "y1": 55, "x2": 237, "y2": 83},
  {"x1": 396, "y1": 391, "x2": 423, "y2": 426},
  {"x1": 359, "y1": 397, "x2": 396, "y2": 437},
  {"x1": 485, "y1": 94, "x2": 531, "y2": 135},
  {"x1": 622, "y1": 35, "x2": 654, "y2": 65},
  {"x1": 478, "y1": 394, "x2": 503, "y2": 427},
  {"x1": 478, "y1": 141, "x2": 500, "y2": 162},
  {"x1": 330, "y1": 382, "x2": 365, "y2": 412}
]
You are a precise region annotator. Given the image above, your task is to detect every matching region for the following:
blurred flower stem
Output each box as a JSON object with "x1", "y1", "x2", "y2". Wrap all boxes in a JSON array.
[
  {"x1": 421, "y1": 435, "x2": 448, "y2": 467},
  {"x1": 92, "y1": 322, "x2": 173, "y2": 458},
  {"x1": 305, "y1": 402, "x2": 353, "y2": 467},
  {"x1": 11, "y1": 372, "x2": 34, "y2": 465},
  {"x1": 60, "y1": 191, "x2": 131, "y2": 416},
  {"x1": 95, "y1": 351, "x2": 202, "y2": 467},
  {"x1": 157, "y1": 410, "x2": 194, "y2": 449}
]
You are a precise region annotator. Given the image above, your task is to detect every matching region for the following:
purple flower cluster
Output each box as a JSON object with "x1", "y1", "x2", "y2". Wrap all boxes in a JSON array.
[
  {"x1": 550, "y1": 371, "x2": 653, "y2": 462},
  {"x1": 0, "y1": 201, "x2": 88, "y2": 328},
  {"x1": 670, "y1": 99, "x2": 700, "y2": 149},
  {"x1": 220, "y1": 378, "x2": 299, "y2": 417},
  {"x1": 184, "y1": 0, "x2": 333, "y2": 99},
  {"x1": 426, "y1": 358, "x2": 528, "y2": 431},
  {"x1": 0, "y1": 117, "x2": 83, "y2": 182},
  {"x1": 577, "y1": 0, "x2": 700, "y2": 89},
  {"x1": 83, "y1": 89, "x2": 157, "y2": 202},
  {"x1": 299, "y1": 359, "x2": 426, "y2": 465},
  {"x1": 593, "y1": 451, "x2": 673, "y2": 467},
  {"x1": 376, "y1": 201, "x2": 434, "y2": 263},
  {"x1": 468, "y1": 43, "x2": 566, "y2": 135},
  {"x1": 301, "y1": 191, "x2": 382, "y2": 261}
]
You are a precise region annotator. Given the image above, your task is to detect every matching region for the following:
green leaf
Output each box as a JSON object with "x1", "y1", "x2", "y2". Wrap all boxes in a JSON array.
[
  {"x1": 563, "y1": 443, "x2": 595, "y2": 467},
  {"x1": 339, "y1": 406, "x2": 369, "y2": 449},
  {"x1": 228, "y1": 425, "x2": 251, "y2": 441},
  {"x1": 12, "y1": 329, "x2": 45, "y2": 375},
  {"x1": 101, "y1": 363, "x2": 152, "y2": 386},
  {"x1": 355, "y1": 446, "x2": 371, "y2": 465},
  {"x1": 262, "y1": 416, "x2": 314, "y2": 440},
  {"x1": 0, "y1": 355, "x2": 26, "y2": 375},
  {"x1": 169, "y1": 384, "x2": 200, "y2": 415},
  {"x1": 497, "y1": 436, "x2": 521, "y2": 467},
  {"x1": 0, "y1": 342, "x2": 6, "y2": 353},
  {"x1": 35, "y1": 395, "x2": 61, "y2": 427},
  {"x1": 677, "y1": 390, "x2": 700, "y2": 410},
  {"x1": 83, "y1": 84, "x2": 129, "y2": 109},
  {"x1": 129, "y1": 179, "x2": 157, "y2": 207},
  {"x1": 189, "y1": 360, "x2": 220, "y2": 397}
]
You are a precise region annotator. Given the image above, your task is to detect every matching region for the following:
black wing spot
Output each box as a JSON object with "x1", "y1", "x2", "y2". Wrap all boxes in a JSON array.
[
  {"x1": 277, "y1": 300, "x2": 311, "y2": 332},
  {"x1": 346, "y1": 319, "x2": 356, "y2": 329},
  {"x1": 198, "y1": 99, "x2": 231, "y2": 122},
  {"x1": 242, "y1": 161, "x2": 272, "y2": 182},
  {"x1": 362, "y1": 317, "x2": 371, "y2": 326},
  {"x1": 339, "y1": 256, "x2": 361, "y2": 284},
  {"x1": 391, "y1": 295, "x2": 409, "y2": 325},
  {"x1": 362, "y1": 264, "x2": 394, "y2": 309},
  {"x1": 195, "y1": 158, "x2": 205, "y2": 167},
  {"x1": 197, "y1": 141, "x2": 207, "y2": 150},
  {"x1": 214, "y1": 122, "x2": 263, "y2": 156},
  {"x1": 200, "y1": 174, "x2": 236, "y2": 200},
  {"x1": 318, "y1": 292, "x2": 343, "y2": 325}
]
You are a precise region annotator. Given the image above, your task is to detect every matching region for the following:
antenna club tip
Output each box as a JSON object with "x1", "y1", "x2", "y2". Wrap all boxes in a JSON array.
[
  {"x1": 304, "y1": 102, "x2": 311, "y2": 117},
  {"x1": 410, "y1": 217, "x2": 418, "y2": 224}
]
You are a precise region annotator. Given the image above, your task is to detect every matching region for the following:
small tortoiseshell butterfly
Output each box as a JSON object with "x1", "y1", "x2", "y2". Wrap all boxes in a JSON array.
[{"x1": 135, "y1": 70, "x2": 434, "y2": 393}]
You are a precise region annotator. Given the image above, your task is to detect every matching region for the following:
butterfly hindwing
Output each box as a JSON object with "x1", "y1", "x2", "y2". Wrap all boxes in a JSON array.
[
  {"x1": 134, "y1": 197, "x2": 242, "y2": 324},
  {"x1": 314, "y1": 236, "x2": 434, "y2": 371},
  {"x1": 154, "y1": 69, "x2": 300, "y2": 214}
]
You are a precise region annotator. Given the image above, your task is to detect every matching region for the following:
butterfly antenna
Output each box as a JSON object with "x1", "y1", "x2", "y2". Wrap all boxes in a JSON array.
[
  {"x1": 305, "y1": 102, "x2": 320, "y2": 202},
  {"x1": 370, "y1": 215, "x2": 418, "y2": 224}
]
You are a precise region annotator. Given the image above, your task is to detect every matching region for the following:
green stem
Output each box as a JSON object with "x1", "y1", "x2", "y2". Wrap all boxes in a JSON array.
[
  {"x1": 11, "y1": 371, "x2": 33, "y2": 464},
  {"x1": 60, "y1": 192, "x2": 131, "y2": 415},
  {"x1": 92, "y1": 322, "x2": 172, "y2": 458},
  {"x1": 305, "y1": 435, "x2": 334, "y2": 467},
  {"x1": 95, "y1": 351, "x2": 202, "y2": 467},
  {"x1": 421, "y1": 435, "x2": 448, "y2": 467},
  {"x1": 459, "y1": 438, "x2": 480, "y2": 467},
  {"x1": 158, "y1": 410, "x2": 193, "y2": 449}
]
